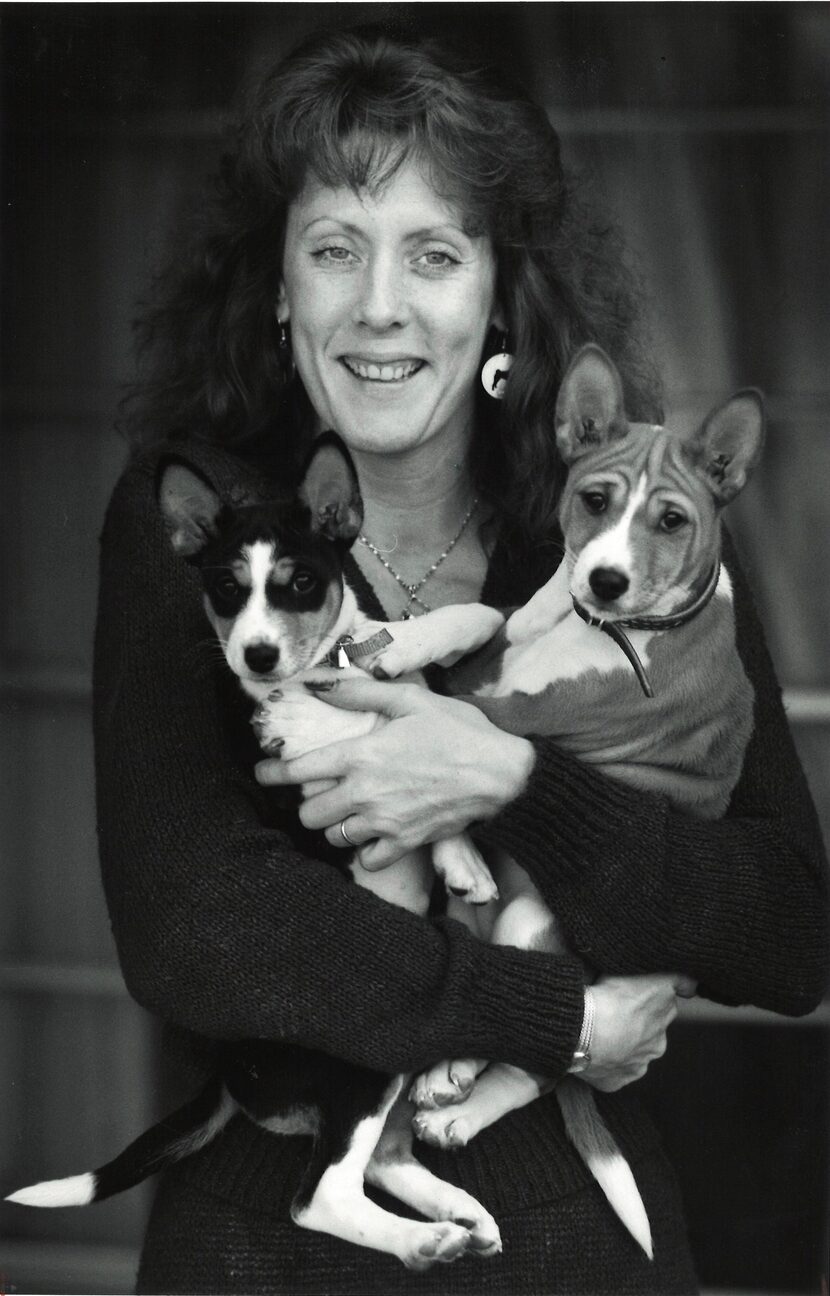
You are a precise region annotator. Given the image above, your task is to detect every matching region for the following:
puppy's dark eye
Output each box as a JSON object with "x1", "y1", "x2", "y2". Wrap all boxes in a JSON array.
[
  {"x1": 660, "y1": 510, "x2": 687, "y2": 533},
  {"x1": 292, "y1": 570, "x2": 317, "y2": 594},
  {"x1": 581, "y1": 491, "x2": 608, "y2": 515},
  {"x1": 214, "y1": 575, "x2": 240, "y2": 600}
]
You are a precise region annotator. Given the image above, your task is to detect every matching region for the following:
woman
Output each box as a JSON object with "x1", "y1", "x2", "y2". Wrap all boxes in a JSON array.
[{"x1": 95, "y1": 26, "x2": 828, "y2": 1295}]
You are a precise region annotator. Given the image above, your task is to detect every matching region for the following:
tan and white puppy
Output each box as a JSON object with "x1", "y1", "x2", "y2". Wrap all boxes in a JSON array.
[{"x1": 412, "y1": 346, "x2": 763, "y2": 1258}]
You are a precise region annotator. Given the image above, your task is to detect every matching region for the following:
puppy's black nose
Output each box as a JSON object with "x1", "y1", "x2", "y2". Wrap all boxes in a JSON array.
[
  {"x1": 244, "y1": 643, "x2": 280, "y2": 674},
  {"x1": 589, "y1": 567, "x2": 629, "y2": 602}
]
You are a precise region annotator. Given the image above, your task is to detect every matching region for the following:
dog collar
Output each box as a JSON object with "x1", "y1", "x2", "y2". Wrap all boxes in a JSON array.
[
  {"x1": 572, "y1": 562, "x2": 721, "y2": 699},
  {"x1": 323, "y1": 629, "x2": 394, "y2": 670}
]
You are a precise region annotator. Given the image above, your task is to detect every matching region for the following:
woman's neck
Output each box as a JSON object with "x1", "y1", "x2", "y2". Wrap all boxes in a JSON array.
[
  {"x1": 347, "y1": 435, "x2": 491, "y2": 615},
  {"x1": 350, "y1": 439, "x2": 476, "y2": 554}
]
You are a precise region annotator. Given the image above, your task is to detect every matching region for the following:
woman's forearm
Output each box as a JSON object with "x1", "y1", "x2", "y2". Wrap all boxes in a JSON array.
[{"x1": 478, "y1": 734, "x2": 828, "y2": 1014}]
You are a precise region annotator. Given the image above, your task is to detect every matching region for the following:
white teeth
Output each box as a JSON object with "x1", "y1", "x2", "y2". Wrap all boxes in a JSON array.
[{"x1": 343, "y1": 358, "x2": 421, "y2": 382}]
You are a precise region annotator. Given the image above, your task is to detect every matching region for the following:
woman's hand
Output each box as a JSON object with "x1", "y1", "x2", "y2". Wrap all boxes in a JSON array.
[
  {"x1": 255, "y1": 676, "x2": 535, "y2": 870},
  {"x1": 581, "y1": 973, "x2": 696, "y2": 1092}
]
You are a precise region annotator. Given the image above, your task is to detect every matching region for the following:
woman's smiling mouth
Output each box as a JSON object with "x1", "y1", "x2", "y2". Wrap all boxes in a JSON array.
[{"x1": 341, "y1": 356, "x2": 425, "y2": 383}]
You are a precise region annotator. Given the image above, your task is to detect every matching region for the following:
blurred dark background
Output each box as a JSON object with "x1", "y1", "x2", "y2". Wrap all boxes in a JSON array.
[{"x1": 1, "y1": 4, "x2": 828, "y2": 1293}]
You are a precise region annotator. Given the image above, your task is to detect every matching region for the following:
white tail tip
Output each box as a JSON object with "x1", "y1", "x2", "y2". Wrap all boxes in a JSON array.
[
  {"x1": 6, "y1": 1172, "x2": 96, "y2": 1207},
  {"x1": 592, "y1": 1154, "x2": 653, "y2": 1258}
]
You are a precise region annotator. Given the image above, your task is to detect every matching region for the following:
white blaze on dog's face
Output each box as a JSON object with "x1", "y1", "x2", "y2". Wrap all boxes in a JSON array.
[
  {"x1": 202, "y1": 536, "x2": 346, "y2": 687},
  {"x1": 555, "y1": 345, "x2": 764, "y2": 620}
]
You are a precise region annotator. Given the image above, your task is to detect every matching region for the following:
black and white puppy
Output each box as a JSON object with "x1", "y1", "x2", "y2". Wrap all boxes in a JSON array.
[{"x1": 6, "y1": 435, "x2": 503, "y2": 1271}]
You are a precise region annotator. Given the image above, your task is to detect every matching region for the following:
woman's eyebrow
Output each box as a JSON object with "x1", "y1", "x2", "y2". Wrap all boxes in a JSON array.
[
  {"x1": 299, "y1": 217, "x2": 471, "y2": 241},
  {"x1": 300, "y1": 217, "x2": 364, "y2": 236},
  {"x1": 404, "y1": 225, "x2": 471, "y2": 242}
]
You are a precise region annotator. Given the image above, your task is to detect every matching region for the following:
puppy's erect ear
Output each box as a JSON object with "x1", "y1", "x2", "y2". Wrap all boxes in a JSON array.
[
  {"x1": 157, "y1": 460, "x2": 223, "y2": 558},
  {"x1": 298, "y1": 433, "x2": 364, "y2": 545},
  {"x1": 555, "y1": 344, "x2": 629, "y2": 464},
  {"x1": 691, "y1": 390, "x2": 765, "y2": 505}
]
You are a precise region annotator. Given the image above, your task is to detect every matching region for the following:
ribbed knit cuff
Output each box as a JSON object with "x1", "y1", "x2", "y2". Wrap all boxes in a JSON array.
[{"x1": 460, "y1": 936, "x2": 585, "y2": 1079}]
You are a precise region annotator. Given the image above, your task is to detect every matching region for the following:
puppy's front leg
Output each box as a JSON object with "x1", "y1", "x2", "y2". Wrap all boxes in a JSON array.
[
  {"x1": 253, "y1": 674, "x2": 382, "y2": 762},
  {"x1": 502, "y1": 563, "x2": 571, "y2": 645},
  {"x1": 362, "y1": 605, "x2": 505, "y2": 678}
]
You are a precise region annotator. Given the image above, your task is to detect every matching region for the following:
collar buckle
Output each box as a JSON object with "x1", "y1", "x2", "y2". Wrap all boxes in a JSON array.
[{"x1": 324, "y1": 628, "x2": 394, "y2": 670}]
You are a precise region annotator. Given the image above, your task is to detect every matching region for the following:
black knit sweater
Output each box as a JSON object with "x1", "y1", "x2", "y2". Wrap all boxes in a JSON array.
[{"x1": 94, "y1": 440, "x2": 828, "y2": 1286}]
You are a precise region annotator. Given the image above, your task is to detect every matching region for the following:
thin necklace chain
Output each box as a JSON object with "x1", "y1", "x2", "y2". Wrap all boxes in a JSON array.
[{"x1": 358, "y1": 498, "x2": 479, "y2": 616}]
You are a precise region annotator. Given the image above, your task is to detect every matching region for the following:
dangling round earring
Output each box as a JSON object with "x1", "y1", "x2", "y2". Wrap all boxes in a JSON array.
[
  {"x1": 277, "y1": 317, "x2": 295, "y2": 386},
  {"x1": 480, "y1": 333, "x2": 514, "y2": 400}
]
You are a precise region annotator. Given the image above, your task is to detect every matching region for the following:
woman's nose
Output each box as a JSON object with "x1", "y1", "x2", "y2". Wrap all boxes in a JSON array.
[{"x1": 355, "y1": 254, "x2": 408, "y2": 330}]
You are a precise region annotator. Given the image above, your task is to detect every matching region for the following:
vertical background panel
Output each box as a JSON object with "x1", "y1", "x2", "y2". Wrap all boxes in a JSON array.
[
  {"x1": 3, "y1": 701, "x2": 109, "y2": 963},
  {"x1": 1, "y1": 424, "x2": 126, "y2": 673},
  {"x1": 2, "y1": 996, "x2": 155, "y2": 1247}
]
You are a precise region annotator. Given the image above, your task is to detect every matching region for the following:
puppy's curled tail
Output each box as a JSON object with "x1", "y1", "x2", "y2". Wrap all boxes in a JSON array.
[
  {"x1": 6, "y1": 1077, "x2": 233, "y2": 1208},
  {"x1": 556, "y1": 1077, "x2": 653, "y2": 1259}
]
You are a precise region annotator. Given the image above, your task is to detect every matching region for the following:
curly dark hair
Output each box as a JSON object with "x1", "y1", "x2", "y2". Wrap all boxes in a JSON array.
[{"x1": 125, "y1": 24, "x2": 661, "y2": 543}]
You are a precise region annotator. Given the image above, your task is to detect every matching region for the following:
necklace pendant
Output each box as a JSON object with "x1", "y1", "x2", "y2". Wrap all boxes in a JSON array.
[{"x1": 360, "y1": 497, "x2": 478, "y2": 623}]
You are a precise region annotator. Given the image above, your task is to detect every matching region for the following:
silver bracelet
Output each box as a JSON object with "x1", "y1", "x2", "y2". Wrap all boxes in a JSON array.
[{"x1": 568, "y1": 986, "x2": 595, "y2": 1074}]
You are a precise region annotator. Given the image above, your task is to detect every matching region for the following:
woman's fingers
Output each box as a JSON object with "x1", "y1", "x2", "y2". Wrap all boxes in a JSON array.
[
  {"x1": 304, "y1": 675, "x2": 426, "y2": 719},
  {"x1": 353, "y1": 836, "x2": 406, "y2": 871},
  {"x1": 255, "y1": 741, "x2": 352, "y2": 787},
  {"x1": 302, "y1": 777, "x2": 339, "y2": 799},
  {"x1": 322, "y1": 814, "x2": 374, "y2": 850},
  {"x1": 584, "y1": 972, "x2": 691, "y2": 1092},
  {"x1": 258, "y1": 681, "x2": 533, "y2": 865}
]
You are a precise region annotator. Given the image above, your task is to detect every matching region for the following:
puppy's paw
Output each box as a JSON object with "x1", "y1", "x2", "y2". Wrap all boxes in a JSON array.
[
  {"x1": 432, "y1": 835, "x2": 499, "y2": 905},
  {"x1": 410, "y1": 1059, "x2": 477, "y2": 1110},
  {"x1": 460, "y1": 1211, "x2": 502, "y2": 1259},
  {"x1": 412, "y1": 1108, "x2": 476, "y2": 1150},
  {"x1": 418, "y1": 1184, "x2": 501, "y2": 1258},
  {"x1": 357, "y1": 620, "x2": 428, "y2": 679},
  {"x1": 401, "y1": 1221, "x2": 472, "y2": 1271},
  {"x1": 253, "y1": 683, "x2": 377, "y2": 761}
]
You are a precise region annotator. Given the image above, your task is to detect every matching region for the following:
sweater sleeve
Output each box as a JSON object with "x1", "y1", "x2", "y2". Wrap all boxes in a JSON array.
[
  {"x1": 93, "y1": 459, "x2": 585, "y2": 1078},
  {"x1": 478, "y1": 533, "x2": 829, "y2": 1016}
]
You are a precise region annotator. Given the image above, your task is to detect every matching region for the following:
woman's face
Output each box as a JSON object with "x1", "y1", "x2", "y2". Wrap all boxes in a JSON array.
[{"x1": 278, "y1": 158, "x2": 501, "y2": 460}]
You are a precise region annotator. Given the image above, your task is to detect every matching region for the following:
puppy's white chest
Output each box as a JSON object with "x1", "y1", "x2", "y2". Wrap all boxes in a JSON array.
[
  {"x1": 485, "y1": 614, "x2": 652, "y2": 697},
  {"x1": 480, "y1": 563, "x2": 655, "y2": 698}
]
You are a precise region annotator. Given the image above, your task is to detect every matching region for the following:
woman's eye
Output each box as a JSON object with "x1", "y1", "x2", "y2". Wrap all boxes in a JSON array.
[
  {"x1": 292, "y1": 571, "x2": 317, "y2": 594},
  {"x1": 660, "y1": 510, "x2": 687, "y2": 533},
  {"x1": 314, "y1": 245, "x2": 356, "y2": 265},
  {"x1": 417, "y1": 250, "x2": 458, "y2": 271},
  {"x1": 581, "y1": 491, "x2": 608, "y2": 515}
]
